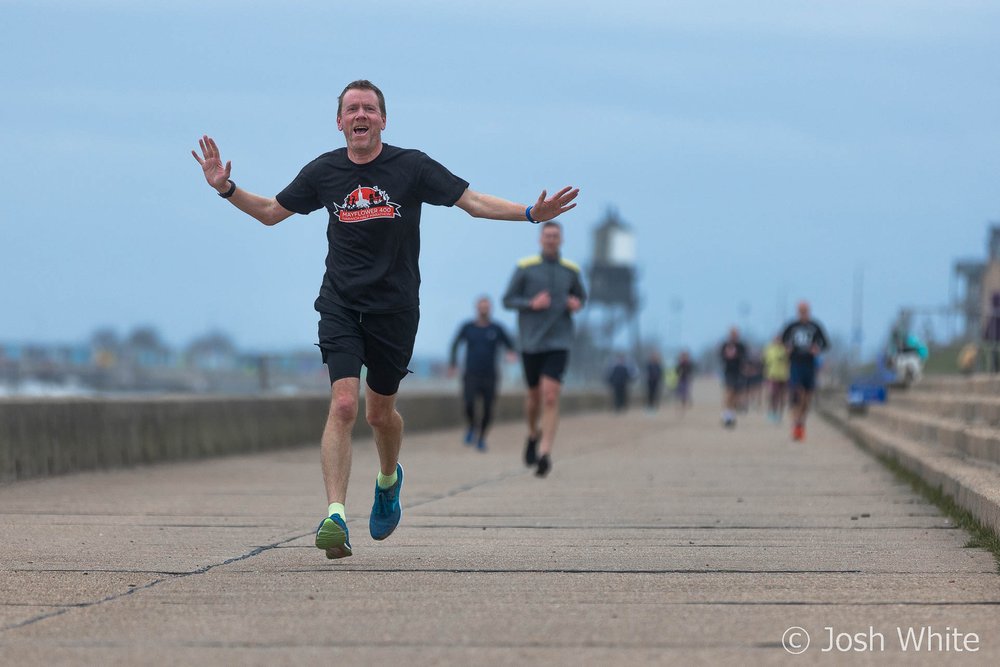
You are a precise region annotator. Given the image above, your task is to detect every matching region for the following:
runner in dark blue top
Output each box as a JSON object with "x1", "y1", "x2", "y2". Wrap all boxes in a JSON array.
[{"x1": 449, "y1": 296, "x2": 516, "y2": 451}]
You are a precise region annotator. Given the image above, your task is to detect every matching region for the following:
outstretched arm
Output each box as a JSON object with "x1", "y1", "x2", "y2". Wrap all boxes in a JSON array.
[
  {"x1": 191, "y1": 135, "x2": 294, "y2": 226},
  {"x1": 455, "y1": 186, "x2": 578, "y2": 222}
]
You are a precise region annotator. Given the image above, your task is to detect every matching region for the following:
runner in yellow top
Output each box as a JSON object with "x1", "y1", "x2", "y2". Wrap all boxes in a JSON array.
[{"x1": 762, "y1": 334, "x2": 790, "y2": 423}]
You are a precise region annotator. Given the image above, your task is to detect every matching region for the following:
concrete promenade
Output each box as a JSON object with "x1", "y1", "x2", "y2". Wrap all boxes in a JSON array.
[{"x1": 2, "y1": 387, "x2": 999, "y2": 665}]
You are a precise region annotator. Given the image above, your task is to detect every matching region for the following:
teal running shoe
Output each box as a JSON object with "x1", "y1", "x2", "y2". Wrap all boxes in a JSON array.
[
  {"x1": 370, "y1": 463, "x2": 403, "y2": 540},
  {"x1": 315, "y1": 513, "x2": 352, "y2": 559}
]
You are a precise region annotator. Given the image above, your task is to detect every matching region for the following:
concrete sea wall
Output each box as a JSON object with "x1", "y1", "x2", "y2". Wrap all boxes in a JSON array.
[{"x1": 0, "y1": 391, "x2": 607, "y2": 482}]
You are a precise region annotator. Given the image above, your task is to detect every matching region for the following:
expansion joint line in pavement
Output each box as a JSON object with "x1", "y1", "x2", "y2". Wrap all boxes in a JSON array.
[
  {"x1": 0, "y1": 533, "x2": 307, "y2": 634},
  {"x1": 0, "y1": 465, "x2": 529, "y2": 635}
]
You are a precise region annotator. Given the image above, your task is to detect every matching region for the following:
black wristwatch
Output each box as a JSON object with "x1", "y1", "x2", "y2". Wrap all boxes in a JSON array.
[{"x1": 218, "y1": 180, "x2": 237, "y2": 198}]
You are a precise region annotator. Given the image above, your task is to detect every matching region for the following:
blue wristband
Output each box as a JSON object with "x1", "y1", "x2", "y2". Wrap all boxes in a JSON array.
[{"x1": 525, "y1": 206, "x2": 538, "y2": 224}]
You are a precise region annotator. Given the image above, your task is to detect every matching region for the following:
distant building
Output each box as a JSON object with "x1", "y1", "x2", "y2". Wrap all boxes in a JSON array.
[{"x1": 953, "y1": 225, "x2": 1000, "y2": 340}]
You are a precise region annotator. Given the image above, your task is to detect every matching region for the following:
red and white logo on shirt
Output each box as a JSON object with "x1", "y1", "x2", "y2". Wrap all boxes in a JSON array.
[{"x1": 334, "y1": 185, "x2": 401, "y2": 223}]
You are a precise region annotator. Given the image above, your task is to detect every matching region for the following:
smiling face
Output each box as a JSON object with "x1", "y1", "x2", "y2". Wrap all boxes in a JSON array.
[{"x1": 337, "y1": 88, "x2": 386, "y2": 161}]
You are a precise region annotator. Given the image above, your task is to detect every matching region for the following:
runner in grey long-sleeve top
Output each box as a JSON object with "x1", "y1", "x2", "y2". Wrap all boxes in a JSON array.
[{"x1": 503, "y1": 221, "x2": 586, "y2": 477}]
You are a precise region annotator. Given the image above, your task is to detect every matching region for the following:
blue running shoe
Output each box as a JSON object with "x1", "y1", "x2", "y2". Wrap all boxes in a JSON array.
[
  {"x1": 476, "y1": 437, "x2": 487, "y2": 452},
  {"x1": 464, "y1": 427, "x2": 475, "y2": 445},
  {"x1": 370, "y1": 463, "x2": 403, "y2": 541},
  {"x1": 315, "y1": 513, "x2": 352, "y2": 559}
]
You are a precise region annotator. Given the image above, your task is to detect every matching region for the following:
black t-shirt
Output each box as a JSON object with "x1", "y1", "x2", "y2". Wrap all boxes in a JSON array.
[
  {"x1": 719, "y1": 340, "x2": 746, "y2": 377},
  {"x1": 781, "y1": 319, "x2": 829, "y2": 363},
  {"x1": 276, "y1": 144, "x2": 469, "y2": 314}
]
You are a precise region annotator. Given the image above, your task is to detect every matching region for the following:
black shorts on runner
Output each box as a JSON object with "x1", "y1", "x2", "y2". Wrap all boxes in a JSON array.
[
  {"x1": 521, "y1": 350, "x2": 569, "y2": 388},
  {"x1": 789, "y1": 360, "x2": 817, "y2": 392},
  {"x1": 724, "y1": 371, "x2": 743, "y2": 391},
  {"x1": 317, "y1": 303, "x2": 419, "y2": 396}
]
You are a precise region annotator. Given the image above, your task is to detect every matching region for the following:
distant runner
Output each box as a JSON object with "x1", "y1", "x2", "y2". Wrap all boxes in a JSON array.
[
  {"x1": 719, "y1": 327, "x2": 747, "y2": 428},
  {"x1": 781, "y1": 301, "x2": 830, "y2": 441},
  {"x1": 674, "y1": 350, "x2": 695, "y2": 415},
  {"x1": 645, "y1": 351, "x2": 664, "y2": 412},
  {"x1": 503, "y1": 222, "x2": 586, "y2": 477},
  {"x1": 762, "y1": 334, "x2": 790, "y2": 423},
  {"x1": 449, "y1": 296, "x2": 516, "y2": 451}
]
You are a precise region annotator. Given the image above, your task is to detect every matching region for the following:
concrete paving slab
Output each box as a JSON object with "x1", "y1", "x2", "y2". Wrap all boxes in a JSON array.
[
  {"x1": 2, "y1": 383, "x2": 999, "y2": 664},
  {"x1": 0, "y1": 572, "x2": 162, "y2": 606}
]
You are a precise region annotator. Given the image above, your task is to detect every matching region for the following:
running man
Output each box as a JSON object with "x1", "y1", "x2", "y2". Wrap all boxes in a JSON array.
[
  {"x1": 606, "y1": 353, "x2": 636, "y2": 413},
  {"x1": 781, "y1": 301, "x2": 830, "y2": 441},
  {"x1": 719, "y1": 327, "x2": 747, "y2": 428},
  {"x1": 503, "y1": 222, "x2": 586, "y2": 477},
  {"x1": 192, "y1": 80, "x2": 578, "y2": 559},
  {"x1": 448, "y1": 296, "x2": 516, "y2": 451}
]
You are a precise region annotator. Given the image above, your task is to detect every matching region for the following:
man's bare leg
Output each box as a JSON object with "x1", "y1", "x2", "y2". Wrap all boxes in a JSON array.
[
  {"x1": 722, "y1": 385, "x2": 737, "y2": 426},
  {"x1": 797, "y1": 391, "x2": 813, "y2": 425},
  {"x1": 365, "y1": 385, "x2": 403, "y2": 476},
  {"x1": 365, "y1": 384, "x2": 405, "y2": 541},
  {"x1": 525, "y1": 386, "x2": 542, "y2": 439},
  {"x1": 522, "y1": 386, "x2": 542, "y2": 466},
  {"x1": 317, "y1": 377, "x2": 359, "y2": 559},
  {"x1": 537, "y1": 376, "x2": 561, "y2": 457},
  {"x1": 790, "y1": 385, "x2": 812, "y2": 440},
  {"x1": 322, "y1": 377, "x2": 360, "y2": 504}
]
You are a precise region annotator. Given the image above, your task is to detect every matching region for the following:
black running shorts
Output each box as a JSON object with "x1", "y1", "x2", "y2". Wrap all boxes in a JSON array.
[
  {"x1": 724, "y1": 371, "x2": 743, "y2": 391},
  {"x1": 521, "y1": 350, "x2": 569, "y2": 388},
  {"x1": 789, "y1": 359, "x2": 817, "y2": 392},
  {"x1": 317, "y1": 304, "x2": 419, "y2": 396}
]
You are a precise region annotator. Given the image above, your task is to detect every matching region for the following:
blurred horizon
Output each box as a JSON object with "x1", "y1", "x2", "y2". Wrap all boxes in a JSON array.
[{"x1": 2, "y1": 1, "x2": 998, "y2": 374}]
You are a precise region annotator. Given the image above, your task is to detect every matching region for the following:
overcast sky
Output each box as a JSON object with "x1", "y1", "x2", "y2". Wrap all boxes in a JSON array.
[{"x1": 2, "y1": 0, "x2": 998, "y2": 359}]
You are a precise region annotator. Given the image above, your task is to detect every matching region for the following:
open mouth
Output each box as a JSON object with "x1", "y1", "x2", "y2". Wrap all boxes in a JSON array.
[{"x1": 352, "y1": 126, "x2": 369, "y2": 136}]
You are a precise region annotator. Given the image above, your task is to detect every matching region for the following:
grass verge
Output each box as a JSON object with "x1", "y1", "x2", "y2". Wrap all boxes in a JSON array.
[{"x1": 874, "y1": 452, "x2": 1000, "y2": 571}]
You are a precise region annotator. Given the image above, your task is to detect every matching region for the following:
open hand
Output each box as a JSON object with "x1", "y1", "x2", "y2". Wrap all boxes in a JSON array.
[
  {"x1": 530, "y1": 186, "x2": 579, "y2": 222},
  {"x1": 191, "y1": 135, "x2": 232, "y2": 191}
]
